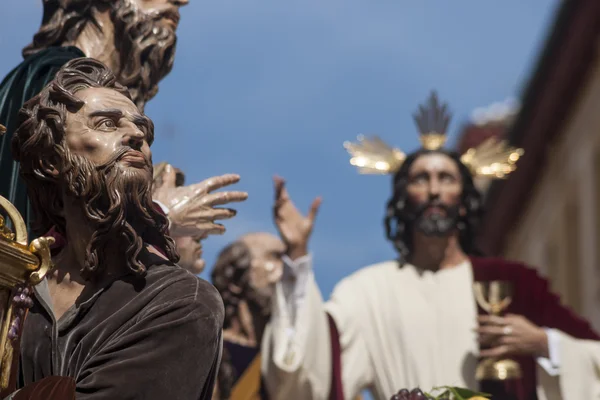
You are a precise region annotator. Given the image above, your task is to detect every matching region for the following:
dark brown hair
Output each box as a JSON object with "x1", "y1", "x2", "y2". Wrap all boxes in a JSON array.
[
  {"x1": 12, "y1": 57, "x2": 178, "y2": 278},
  {"x1": 24, "y1": 0, "x2": 177, "y2": 111},
  {"x1": 384, "y1": 149, "x2": 484, "y2": 261}
]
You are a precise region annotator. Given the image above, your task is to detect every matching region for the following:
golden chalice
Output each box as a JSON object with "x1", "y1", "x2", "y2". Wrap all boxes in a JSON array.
[
  {"x1": 473, "y1": 280, "x2": 522, "y2": 381},
  {"x1": 0, "y1": 195, "x2": 54, "y2": 395}
]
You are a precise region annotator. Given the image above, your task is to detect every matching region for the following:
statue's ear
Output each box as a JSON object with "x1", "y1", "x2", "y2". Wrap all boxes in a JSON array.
[{"x1": 39, "y1": 158, "x2": 60, "y2": 178}]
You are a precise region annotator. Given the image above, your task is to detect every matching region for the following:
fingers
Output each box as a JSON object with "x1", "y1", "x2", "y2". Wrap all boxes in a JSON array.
[
  {"x1": 476, "y1": 325, "x2": 507, "y2": 336},
  {"x1": 273, "y1": 175, "x2": 285, "y2": 201},
  {"x1": 200, "y1": 191, "x2": 248, "y2": 207},
  {"x1": 307, "y1": 196, "x2": 322, "y2": 223},
  {"x1": 478, "y1": 333, "x2": 499, "y2": 347},
  {"x1": 478, "y1": 315, "x2": 507, "y2": 326},
  {"x1": 273, "y1": 176, "x2": 290, "y2": 222},
  {"x1": 477, "y1": 331, "x2": 517, "y2": 348},
  {"x1": 184, "y1": 174, "x2": 242, "y2": 198},
  {"x1": 273, "y1": 175, "x2": 289, "y2": 204},
  {"x1": 177, "y1": 207, "x2": 238, "y2": 222},
  {"x1": 202, "y1": 224, "x2": 226, "y2": 235},
  {"x1": 194, "y1": 221, "x2": 226, "y2": 235},
  {"x1": 202, "y1": 174, "x2": 241, "y2": 193},
  {"x1": 158, "y1": 164, "x2": 177, "y2": 189},
  {"x1": 171, "y1": 223, "x2": 226, "y2": 238},
  {"x1": 209, "y1": 208, "x2": 237, "y2": 221}
]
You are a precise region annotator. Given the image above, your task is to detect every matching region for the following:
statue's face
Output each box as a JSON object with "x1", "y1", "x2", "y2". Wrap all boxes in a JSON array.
[
  {"x1": 240, "y1": 232, "x2": 285, "y2": 294},
  {"x1": 65, "y1": 87, "x2": 152, "y2": 174},
  {"x1": 405, "y1": 153, "x2": 463, "y2": 235},
  {"x1": 175, "y1": 234, "x2": 206, "y2": 274},
  {"x1": 133, "y1": 0, "x2": 189, "y2": 30}
]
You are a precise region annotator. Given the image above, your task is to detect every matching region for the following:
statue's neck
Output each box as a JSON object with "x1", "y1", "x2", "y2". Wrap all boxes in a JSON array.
[
  {"x1": 408, "y1": 231, "x2": 468, "y2": 272},
  {"x1": 66, "y1": 9, "x2": 120, "y2": 76}
]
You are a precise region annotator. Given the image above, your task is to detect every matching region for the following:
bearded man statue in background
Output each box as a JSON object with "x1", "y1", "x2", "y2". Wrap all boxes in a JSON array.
[
  {"x1": 209, "y1": 176, "x2": 321, "y2": 400},
  {"x1": 8, "y1": 57, "x2": 223, "y2": 399},
  {"x1": 261, "y1": 93, "x2": 600, "y2": 400}
]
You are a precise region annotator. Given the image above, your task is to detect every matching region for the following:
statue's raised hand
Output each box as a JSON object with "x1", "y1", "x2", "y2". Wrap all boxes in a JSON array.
[
  {"x1": 272, "y1": 176, "x2": 321, "y2": 260},
  {"x1": 153, "y1": 164, "x2": 248, "y2": 238}
]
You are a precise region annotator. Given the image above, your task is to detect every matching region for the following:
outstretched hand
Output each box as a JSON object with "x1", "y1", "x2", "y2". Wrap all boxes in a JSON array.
[
  {"x1": 153, "y1": 164, "x2": 248, "y2": 238},
  {"x1": 272, "y1": 176, "x2": 321, "y2": 260}
]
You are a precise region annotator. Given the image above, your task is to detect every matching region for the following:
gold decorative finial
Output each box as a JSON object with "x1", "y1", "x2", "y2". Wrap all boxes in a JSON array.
[
  {"x1": 343, "y1": 135, "x2": 405, "y2": 175},
  {"x1": 0, "y1": 195, "x2": 55, "y2": 390},
  {"x1": 460, "y1": 137, "x2": 524, "y2": 179},
  {"x1": 413, "y1": 91, "x2": 451, "y2": 151}
]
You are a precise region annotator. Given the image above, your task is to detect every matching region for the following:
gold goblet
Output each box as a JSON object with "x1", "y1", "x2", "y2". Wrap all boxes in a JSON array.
[{"x1": 473, "y1": 280, "x2": 522, "y2": 381}]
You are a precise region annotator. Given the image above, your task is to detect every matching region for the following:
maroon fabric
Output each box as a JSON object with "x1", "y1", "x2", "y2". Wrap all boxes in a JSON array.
[
  {"x1": 471, "y1": 256, "x2": 600, "y2": 400},
  {"x1": 328, "y1": 313, "x2": 345, "y2": 400},
  {"x1": 42, "y1": 201, "x2": 169, "y2": 258},
  {"x1": 12, "y1": 377, "x2": 75, "y2": 400}
]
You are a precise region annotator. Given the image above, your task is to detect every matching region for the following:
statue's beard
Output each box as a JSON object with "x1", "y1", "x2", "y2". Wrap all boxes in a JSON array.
[
  {"x1": 61, "y1": 148, "x2": 163, "y2": 279},
  {"x1": 113, "y1": 2, "x2": 177, "y2": 110},
  {"x1": 409, "y1": 201, "x2": 461, "y2": 237}
]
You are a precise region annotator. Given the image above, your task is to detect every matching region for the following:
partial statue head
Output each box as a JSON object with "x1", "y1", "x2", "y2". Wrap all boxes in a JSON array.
[
  {"x1": 344, "y1": 91, "x2": 523, "y2": 260},
  {"x1": 153, "y1": 162, "x2": 206, "y2": 274},
  {"x1": 211, "y1": 232, "x2": 284, "y2": 329},
  {"x1": 384, "y1": 149, "x2": 483, "y2": 260},
  {"x1": 211, "y1": 232, "x2": 284, "y2": 398},
  {"x1": 24, "y1": 0, "x2": 189, "y2": 110},
  {"x1": 12, "y1": 57, "x2": 178, "y2": 279}
]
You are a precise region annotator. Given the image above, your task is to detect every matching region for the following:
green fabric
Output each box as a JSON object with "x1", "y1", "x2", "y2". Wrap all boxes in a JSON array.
[{"x1": 0, "y1": 46, "x2": 85, "y2": 231}]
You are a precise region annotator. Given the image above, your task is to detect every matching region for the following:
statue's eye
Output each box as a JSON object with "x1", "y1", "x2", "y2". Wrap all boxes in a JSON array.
[
  {"x1": 98, "y1": 119, "x2": 117, "y2": 129},
  {"x1": 410, "y1": 175, "x2": 427, "y2": 184}
]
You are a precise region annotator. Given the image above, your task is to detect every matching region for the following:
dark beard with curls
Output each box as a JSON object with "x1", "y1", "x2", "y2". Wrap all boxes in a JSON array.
[
  {"x1": 62, "y1": 147, "x2": 178, "y2": 279},
  {"x1": 406, "y1": 200, "x2": 461, "y2": 237},
  {"x1": 112, "y1": 1, "x2": 178, "y2": 111}
]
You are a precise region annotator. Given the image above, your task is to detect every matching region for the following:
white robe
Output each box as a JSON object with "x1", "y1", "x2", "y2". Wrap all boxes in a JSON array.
[
  {"x1": 262, "y1": 258, "x2": 600, "y2": 400},
  {"x1": 537, "y1": 331, "x2": 600, "y2": 400}
]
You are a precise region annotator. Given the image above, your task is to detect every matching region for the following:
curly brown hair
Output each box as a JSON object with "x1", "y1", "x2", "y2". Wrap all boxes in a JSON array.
[
  {"x1": 384, "y1": 149, "x2": 484, "y2": 261},
  {"x1": 12, "y1": 57, "x2": 178, "y2": 279},
  {"x1": 24, "y1": 0, "x2": 177, "y2": 111}
]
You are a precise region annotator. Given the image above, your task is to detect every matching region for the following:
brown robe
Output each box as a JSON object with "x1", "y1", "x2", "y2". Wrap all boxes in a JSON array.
[{"x1": 18, "y1": 251, "x2": 224, "y2": 399}]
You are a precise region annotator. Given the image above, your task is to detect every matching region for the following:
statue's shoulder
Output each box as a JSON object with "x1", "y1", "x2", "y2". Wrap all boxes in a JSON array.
[
  {"x1": 334, "y1": 260, "x2": 398, "y2": 294},
  {"x1": 469, "y1": 256, "x2": 544, "y2": 283},
  {"x1": 143, "y1": 263, "x2": 224, "y2": 317},
  {"x1": 21, "y1": 46, "x2": 86, "y2": 69},
  {"x1": 0, "y1": 46, "x2": 87, "y2": 125},
  {"x1": 2, "y1": 46, "x2": 84, "y2": 85}
]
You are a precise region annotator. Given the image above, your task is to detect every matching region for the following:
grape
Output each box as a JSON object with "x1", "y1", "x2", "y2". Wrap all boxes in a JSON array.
[
  {"x1": 409, "y1": 388, "x2": 427, "y2": 400},
  {"x1": 391, "y1": 388, "x2": 432, "y2": 400}
]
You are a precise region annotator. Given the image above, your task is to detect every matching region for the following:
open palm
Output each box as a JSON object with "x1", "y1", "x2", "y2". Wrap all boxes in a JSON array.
[
  {"x1": 153, "y1": 164, "x2": 248, "y2": 238},
  {"x1": 272, "y1": 176, "x2": 321, "y2": 258}
]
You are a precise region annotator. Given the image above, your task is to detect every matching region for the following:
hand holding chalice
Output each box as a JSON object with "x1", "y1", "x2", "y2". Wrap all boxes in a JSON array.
[{"x1": 473, "y1": 280, "x2": 522, "y2": 381}]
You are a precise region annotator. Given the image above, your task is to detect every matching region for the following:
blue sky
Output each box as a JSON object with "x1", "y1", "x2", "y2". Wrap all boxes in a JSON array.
[{"x1": 1, "y1": 1, "x2": 559, "y2": 298}]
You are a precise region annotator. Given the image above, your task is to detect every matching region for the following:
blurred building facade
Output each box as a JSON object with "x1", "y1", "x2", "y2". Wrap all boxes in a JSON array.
[{"x1": 473, "y1": 0, "x2": 600, "y2": 330}]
